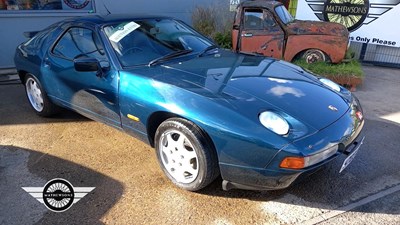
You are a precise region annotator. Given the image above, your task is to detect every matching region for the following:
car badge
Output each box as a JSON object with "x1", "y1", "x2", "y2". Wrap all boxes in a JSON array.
[{"x1": 328, "y1": 105, "x2": 338, "y2": 112}]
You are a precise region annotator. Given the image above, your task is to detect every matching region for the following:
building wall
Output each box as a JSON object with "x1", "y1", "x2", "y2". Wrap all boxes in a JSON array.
[
  {"x1": 350, "y1": 41, "x2": 400, "y2": 67},
  {"x1": 1, "y1": 13, "x2": 91, "y2": 68},
  {"x1": 0, "y1": 0, "x2": 219, "y2": 69}
]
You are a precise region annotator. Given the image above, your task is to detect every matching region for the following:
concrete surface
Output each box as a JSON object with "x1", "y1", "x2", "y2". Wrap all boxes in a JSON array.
[
  {"x1": 320, "y1": 189, "x2": 400, "y2": 225},
  {"x1": 0, "y1": 65, "x2": 399, "y2": 224}
]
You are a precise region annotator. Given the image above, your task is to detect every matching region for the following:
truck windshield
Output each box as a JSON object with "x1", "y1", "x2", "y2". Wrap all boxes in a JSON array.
[{"x1": 275, "y1": 5, "x2": 294, "y2": 24}]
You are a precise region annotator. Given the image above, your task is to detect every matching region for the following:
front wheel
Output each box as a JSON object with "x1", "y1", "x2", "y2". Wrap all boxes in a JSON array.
[
  {"x1": 155, "y1": 118, "x2": 219, "y2": 191},
  {"x1": 302, "y1": 49, "x2": 327, "y2": 63},
  {"x1": 24, "y1": 74, "x2": 59, "y2": 117}
]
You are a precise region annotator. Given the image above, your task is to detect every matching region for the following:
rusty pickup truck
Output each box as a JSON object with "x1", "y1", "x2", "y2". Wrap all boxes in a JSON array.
[{"x1": 232, "y1": 0, "x2": 349, "y2": 63}]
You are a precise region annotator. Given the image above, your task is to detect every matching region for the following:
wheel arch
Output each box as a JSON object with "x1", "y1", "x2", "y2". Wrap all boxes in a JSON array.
[
  {"x1": 147, "y1": 111, "x2": 179, "y2": 147},
  {"x1": 285, "y1": 34, "x2": 346, "y2": 63},
  {"x1": 17, "y1": 70, "x2": 29, "y2": 84},
  {"x1": 146, "y1": 111, "x2": 218, "y2": 159},
  {"x1": 291, "y1": 48, "x2": 330, "y2": 62}
]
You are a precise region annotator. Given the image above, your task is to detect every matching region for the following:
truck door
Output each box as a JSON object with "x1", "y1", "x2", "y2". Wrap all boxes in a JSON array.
[{"x1": 239, "y1": 8, "x2": 285, "y2": 59}]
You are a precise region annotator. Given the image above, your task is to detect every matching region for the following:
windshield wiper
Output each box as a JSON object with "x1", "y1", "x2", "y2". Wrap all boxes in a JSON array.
[
  {"x1": 198, "y1": 45, "x2": 219, "y2": 57},
  {"x1": 148, "y1": 49, "x2": 193, "y2": 66}
]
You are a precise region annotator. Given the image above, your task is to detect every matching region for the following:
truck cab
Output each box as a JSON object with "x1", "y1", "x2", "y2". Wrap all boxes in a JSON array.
[{"x1": 232, "y1": 0, "x2": 349, "y2": 63}]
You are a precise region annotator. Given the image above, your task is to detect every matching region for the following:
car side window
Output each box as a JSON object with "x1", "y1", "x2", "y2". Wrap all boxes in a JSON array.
[
  {"x1": 244, "y1": 9, "x2": 277, "y2": 30},
  {"x1": 53, "y1": 27, "x2": 106, "y2": 61},
  {"x1": 244, "y1": 9, "x2": 264, "y2": 30},
  {"x1": 263, "y1": 11, "x2": 277, "y2": 27}
]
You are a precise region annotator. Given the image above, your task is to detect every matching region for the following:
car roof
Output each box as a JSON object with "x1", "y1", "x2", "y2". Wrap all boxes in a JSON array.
[
  {"x1": 66, "y1": 14, "x2": 173, "y2": 25},
  {"x1": 238, "y1": 0, "x2": 282, "y2": 9}
]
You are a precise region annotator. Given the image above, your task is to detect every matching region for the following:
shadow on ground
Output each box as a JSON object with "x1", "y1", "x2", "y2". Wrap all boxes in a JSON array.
[
  {"x1": 0, "y1": 145, "x2": 123, "y2": 225},
  {"x1": 0, "y1": 84, "x2": 89, "y2": 126}
]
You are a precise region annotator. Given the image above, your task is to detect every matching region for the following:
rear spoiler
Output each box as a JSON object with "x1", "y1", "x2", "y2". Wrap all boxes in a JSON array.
[{"x1": 23, "y1": 31, "x2": 39, "y2": 39}]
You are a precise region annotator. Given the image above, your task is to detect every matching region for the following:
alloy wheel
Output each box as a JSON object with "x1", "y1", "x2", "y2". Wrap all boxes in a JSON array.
[
  {"x1": 26, "y1": 77, "x2": 44, "y2": 112},
  {"x1": 159, "y1": 130, "x2": 199, "y2": 183}
]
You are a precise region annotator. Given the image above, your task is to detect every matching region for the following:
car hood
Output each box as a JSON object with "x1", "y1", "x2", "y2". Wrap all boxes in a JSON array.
[
  {"x1": 286, "y1": 20, "x2": 349, "y2": 37},
  {"x1": 126, "y1": 50, "x2": 350, "y2": 131}
]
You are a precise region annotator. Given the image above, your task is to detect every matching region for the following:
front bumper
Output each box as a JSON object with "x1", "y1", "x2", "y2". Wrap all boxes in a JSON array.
[
  {"x1": 221, "y1": 133, "x2": 365, "y2": 191},
  {"x1": 220, "y1": 107, "x2": 365, "y2": 191}
]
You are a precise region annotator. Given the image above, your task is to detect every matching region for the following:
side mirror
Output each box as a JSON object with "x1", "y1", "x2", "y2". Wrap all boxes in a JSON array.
[{"x1": 74, "y1": 57, "x2": 100, "y2": 72}]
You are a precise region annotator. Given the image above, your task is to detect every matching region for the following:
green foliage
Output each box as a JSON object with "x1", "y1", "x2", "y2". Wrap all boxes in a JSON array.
[
  {"x1": 213, "y1": 30, "x2": 232, "y2": 49},
  {"x1": 191, "y1": 5, "x2": 233, "y2": 49},
  {"x1": 293, "y1": 59, "x2": 364, "y2": 78},
  {"x1": 344, "y1": 48, "x2": 356, "y2": 60},
  {"x1": 192, "y1": 6, "x2": 216, "y2": 38}
]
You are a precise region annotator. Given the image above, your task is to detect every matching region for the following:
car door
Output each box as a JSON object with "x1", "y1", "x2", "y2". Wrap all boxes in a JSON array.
[
  {"x1": 43, "y1": 26, "x2": 121, "y2": 128},
  {"x1": 240, "y1": 8, "x2": 285, "y2": 59}
]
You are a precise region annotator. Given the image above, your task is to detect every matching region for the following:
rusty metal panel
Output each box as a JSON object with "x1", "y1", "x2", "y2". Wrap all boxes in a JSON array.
[
  {"x1": 286, "y1": 21, "x2": 348, "y2": 37},
  {"x1": 284, "y1": 35, "x2": 348, "y2": 63},
  {"x1": 239, "y1": 0, "x2": 281, "y2": 10},
  {"x1": 240, "y1": 33, "x2": 285, "y2": 59},
  {"x1": 232, "y1": 29, "x2": 239, "y2": 51},
  {"x1": 282, "y1": 19, "x2": 349, "y2": 63}
]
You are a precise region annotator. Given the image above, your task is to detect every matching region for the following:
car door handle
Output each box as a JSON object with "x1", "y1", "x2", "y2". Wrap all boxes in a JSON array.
[{"x1": 242, "y1": 33, "x2": 253, "y2": 37}]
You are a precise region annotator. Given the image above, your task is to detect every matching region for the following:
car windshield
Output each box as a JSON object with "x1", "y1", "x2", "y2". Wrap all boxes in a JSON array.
[
  {"x1": 104, "y1": 19, "x2": 213, "y2": 67},
  {"x1": 275, "y1": 5, "x2": 294, "y2": 24}
]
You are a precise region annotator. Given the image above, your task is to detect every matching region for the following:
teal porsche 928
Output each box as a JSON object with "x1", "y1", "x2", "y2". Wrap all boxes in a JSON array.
[{"x1": 14, "y1": 15, "x2": 364, "y2": 191}]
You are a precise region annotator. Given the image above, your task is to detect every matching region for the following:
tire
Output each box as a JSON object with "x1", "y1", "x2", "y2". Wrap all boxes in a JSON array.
[
  {"x1": 24, "y1": 74, "x2": 59, "y2": 117},
  {"x1": 155, "y1": 118, "x2": 219, "y2": 191},
  {"x1": 302, "y1": 49, "x2": 327, "y2": 63}
]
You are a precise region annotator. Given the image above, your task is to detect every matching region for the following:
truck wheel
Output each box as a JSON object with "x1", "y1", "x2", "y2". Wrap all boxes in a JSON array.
[
  {"x1": 303, "y1": 49, "x2": 326, "y2": 63},
  {"x1": 155, "y1": 118, "x2": 219, "y2": 191}
]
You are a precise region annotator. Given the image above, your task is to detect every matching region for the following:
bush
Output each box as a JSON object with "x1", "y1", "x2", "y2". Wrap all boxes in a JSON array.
[
  {"x1": 213, "y1": 30, "x2": 232, "y2": 49},
  {"x1": 293, "y1": 59, "x2": 364, "y2": 77},
  {"x1": 191, "y1": 6, "x2": 216, "y2": 38},
  {"x1": 192, "y1": 5, "x2": 233, "y2": 49},
  {"x1": 344, "y1": 48, "x2": 356, "y2": 60}
]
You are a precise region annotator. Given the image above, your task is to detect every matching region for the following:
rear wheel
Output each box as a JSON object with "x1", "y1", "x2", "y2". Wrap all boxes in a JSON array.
[
  {"x1": 24, "y1": 74, "x2": 59, "y2": 117},
  {"x1": 302, "y1": 49, "x2": 326, "y2": 63},
  {"x1": 155, "y1": 118, "x2": 219, "y2": 191}
]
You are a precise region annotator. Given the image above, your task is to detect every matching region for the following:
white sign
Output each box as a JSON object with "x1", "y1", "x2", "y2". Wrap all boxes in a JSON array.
[
  {"x1": 230, "y1": 0, "x2": 240, "y2": 11},
  {"x1": 296, "y1": 0, "x2": 400, "y2": 47},
  {"x1": 109, "y1": 22, "x2": 141, "y2": 43}
]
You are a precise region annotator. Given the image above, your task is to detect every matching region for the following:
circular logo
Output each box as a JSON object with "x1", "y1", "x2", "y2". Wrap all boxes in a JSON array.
[
  {"x1": 323, "y1": 0, "x2": 369, "y2": 32},
  {"x1": 63, "y1": 0, "x2": 90, "y2": 9},
  {"x1": 42, "y1": 178, "x2": 75, "y2": 212}
]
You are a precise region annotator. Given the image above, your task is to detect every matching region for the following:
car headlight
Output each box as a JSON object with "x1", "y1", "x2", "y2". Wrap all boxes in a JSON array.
[
  {"x1": 280, "y1": 145, "x2": 338, "y2": 169},
  {"x1": 319, "y1": 78, "x2": 341, "y2": 92},
  {"x1": 259, "y1": 111, "x2": 289, "y2": 135}
]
